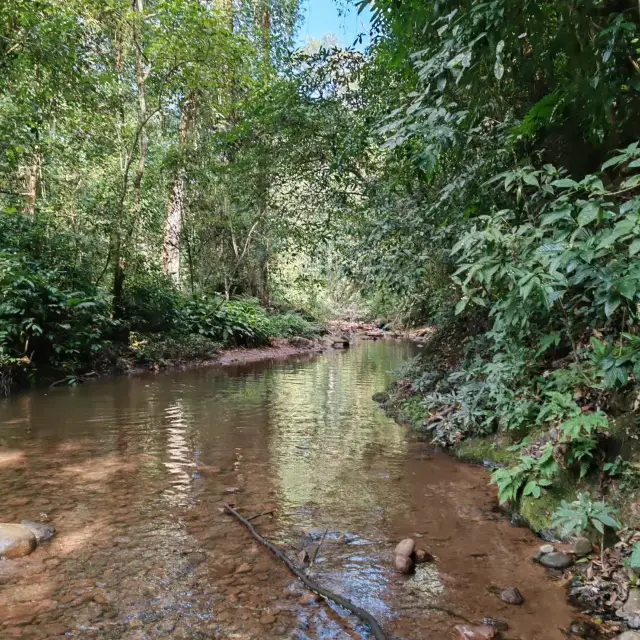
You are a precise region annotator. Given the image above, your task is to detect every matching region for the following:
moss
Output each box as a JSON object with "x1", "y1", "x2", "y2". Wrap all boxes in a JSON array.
[
  {"x1": 455, "y1": 437, "x2": 516, "y2": 466},
  {"x1": 518, "y1": 471, "x2": 576, "y2": 534}
]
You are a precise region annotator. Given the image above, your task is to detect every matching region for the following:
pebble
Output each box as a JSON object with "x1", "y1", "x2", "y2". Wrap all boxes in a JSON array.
[
  {"x1": 414, "y1": 548, "x2": 434, "y2": 564},
  {"x1": 299, "y1": 591, "x2": 321, "y2": 605},
  {"x1": 394, "y1": 538, "x2": 415, "y2": 557},
  {"x1": 539, "y1": 544, "x2": 555, "y2": 554},
  {"x1": 454, "y1": 624, "x2": 497, "y2": 639},
  {"x1": 393, "y1": 554, "x2": 414, "y2": 574},
  {"x1": 235, "y1": 563, "x2": 252, "y2": 574},
  {"x1": 482, "y1": 618, "x2": 508, "y2": 632},
  {"x1": 500, "y1": 586, "x2": 524, "y2": 605},
  {"x1": 539, "y1": 551, "x2": 574, "y2": 569},
  {"x1": 21, "y1": 520, "x2": 56, "y2": 543},
  {"x1": 259, "y1": 613, "x2": 277, "y2": 625},
  {"x1": 186, "y1": 552, "x2": 206, "y2": 566},
  {"x1": 573, "y1": 537, "x2": 592, "y2": 557}
]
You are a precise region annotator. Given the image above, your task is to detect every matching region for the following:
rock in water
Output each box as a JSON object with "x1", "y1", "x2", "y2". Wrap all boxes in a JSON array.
[
  {"x1": 0, "y1": 523, "x2": 37, "y2": 559},
  {"x1": 500, "y1": 586, "x2": 524, "y2": 605},
  {"x1": 394, "y1": 538, "x2": 415, "y2": 558},
  {"x1": 482, "y1": 618, "x2": 508, "y2": 632},
  {"x1": 21, "y1": 521, "x2": 56, "y2": 543},
  {"x1": 539, "y1": 551, "x2": 574, "y2": 569},
  {"x1": 573, "y1": 537, "x2": 592, "y2": 557},
  {"x1": 393, "y1": 554, "x2": 415, "y2": 574},
  {"x1": 454, "y1": 624, "x2": 497, "y2": 640},
  {"x1": 413, "y1": 548, "x2": 434, "y2": 564}
]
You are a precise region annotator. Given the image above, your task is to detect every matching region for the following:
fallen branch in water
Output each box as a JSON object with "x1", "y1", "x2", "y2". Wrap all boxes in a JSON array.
[
  {"x1": 223, "y1": 503, "x2": 390, "y2": 640},
  {"x1": 248, "y1": 510, "x2": 275, "y2": 522},
  {"x1": 310, "y1": 526, "x2": 329, "y2": 568}
]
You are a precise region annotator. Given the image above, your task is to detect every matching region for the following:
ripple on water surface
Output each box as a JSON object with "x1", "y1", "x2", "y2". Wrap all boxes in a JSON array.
[{"x1": 0, "y1": 340, "x2": 577, "y2": 639}]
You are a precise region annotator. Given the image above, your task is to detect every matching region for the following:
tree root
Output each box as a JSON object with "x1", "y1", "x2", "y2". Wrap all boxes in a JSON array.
[{"x1": 223, "y1": 503, "x2": 391, "y2": 640}]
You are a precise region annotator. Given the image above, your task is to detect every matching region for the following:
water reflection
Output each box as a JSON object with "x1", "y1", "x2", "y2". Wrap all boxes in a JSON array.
[{"x1": 0, "y1": 340, "x2": 577, "y2": 640}]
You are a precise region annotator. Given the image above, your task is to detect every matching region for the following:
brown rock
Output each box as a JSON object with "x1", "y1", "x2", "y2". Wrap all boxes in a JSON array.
[
  {"x1": 195, "y1": 465, "x2": 222, "y2": 475},
  {"x1": 235, "y1": 563, "x2": 252, "y2": 574},
  {"x1": 393, "y1": 554, "x2": 415, "y2": 574},
  {"x1": 413, "y1": 548, "x2": 434, "y2": 564},
  {"x1": 259, "y1": 613, "x2": 277, "y2": 625},
  {"x1": 394, "y1": 538, "x2": 415, "y2": 558},
  {"x1": 299, "y1": 591, "x2": 321, "y2": 605},
  {"x1": 0, "y1": 524, "x2": 37, "y2": 559},
  {"x1": 41, "y1": 622, "x2": 69, "y2": 636},
  {"x1": 454, "y1": 625, "x2": 498, "y2": 640},
  {"x1": 92, "y1": 589, "x2": 108, "y2": 605},
  {"x1": 500, "y1": 586, "x2": 524, "y2": 605}
]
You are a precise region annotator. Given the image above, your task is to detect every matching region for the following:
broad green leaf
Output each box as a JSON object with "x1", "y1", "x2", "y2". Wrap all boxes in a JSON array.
[
  {"x1": 604, "y1": 295, "x2": 622, "y2": 317},
  {"x1": 619, "y1": 279, "x2": 637, "y2": 300},
  {"x1": 578, "y1": 202, "x2": 600, "y2": 226},
  {"x1": 552, "y1": 178, "x2": 579, "y2": 189}
]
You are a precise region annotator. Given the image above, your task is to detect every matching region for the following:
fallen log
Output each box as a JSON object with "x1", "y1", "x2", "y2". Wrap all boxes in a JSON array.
[{"x1": 223, "y1": 503, "x2": 390, "y2": 640}]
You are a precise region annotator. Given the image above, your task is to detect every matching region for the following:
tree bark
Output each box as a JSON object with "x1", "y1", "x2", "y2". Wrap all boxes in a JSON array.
[
  {"x1": 163, "y1": 96, "x2": 194, "y2": 285},
  {"x1": 23, "y1": 148, "x2": 41, "y2": 215}
]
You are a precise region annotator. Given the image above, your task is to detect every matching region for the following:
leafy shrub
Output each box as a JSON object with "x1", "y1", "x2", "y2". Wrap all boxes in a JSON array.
[
  {"x1": 129, "y1": 332, "x2": 221, "y2": 365},
  {"x1": 178, "y1": 296, "x2": 272, "y2": 347},
  {"x1": 267, "y1": 312, "x2": 321, "y2": 339},
  {"x1": 0, "y1": 251, "x2": 115, "y2": 392},
  {"x1": 119, "y1": 269, "x2": 180, "y2": 333}
]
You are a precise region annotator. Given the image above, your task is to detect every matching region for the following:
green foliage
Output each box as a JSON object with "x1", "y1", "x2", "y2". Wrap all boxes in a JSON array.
[
  {"x1": 492, "y1": 445, "x2": 556, "y2": 504},
  {"x1": 552, "y1": 492, "x2": 620, "y2": 537},
  {"x1": 0, "y1": 250, "x2": 115, "y2": 384},
  {"x1": 626, "y1": 542, "x2": 640, "y2": 569}
]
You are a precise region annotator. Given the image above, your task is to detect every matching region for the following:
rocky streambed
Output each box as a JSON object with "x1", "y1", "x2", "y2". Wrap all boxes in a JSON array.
[{"x1": 0, "y1": 339, "x2": 611, "y2": 639}]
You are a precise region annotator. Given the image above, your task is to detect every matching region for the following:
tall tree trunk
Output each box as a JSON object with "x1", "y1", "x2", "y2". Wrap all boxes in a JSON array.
[
  {"x1": 23, "y1": 147, "x2": 41, "y2": 215},
  {"x1": 113, "y1": 0, "x2": 148, "y2": 314},
  {"x1": 132, "y1": 0, "x2": 147, "y2": 205},
  {"x1": 163, "y1": 96, "x2": 194, "y2": 285}
]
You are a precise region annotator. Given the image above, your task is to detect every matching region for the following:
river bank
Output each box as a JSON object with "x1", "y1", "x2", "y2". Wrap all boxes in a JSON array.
[{"x1": 374, "y1": 332, "x2": 640, "y2": 639}]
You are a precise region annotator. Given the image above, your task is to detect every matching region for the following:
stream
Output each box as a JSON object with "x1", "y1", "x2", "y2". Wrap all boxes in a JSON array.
[{"x1": 0, "y1": 340, "x2": 578, "y2": 639}]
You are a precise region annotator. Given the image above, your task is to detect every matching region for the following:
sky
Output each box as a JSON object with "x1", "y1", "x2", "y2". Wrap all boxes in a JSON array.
[{"x1": 297, "y1": 0, "x2": 372, "y2": 50}]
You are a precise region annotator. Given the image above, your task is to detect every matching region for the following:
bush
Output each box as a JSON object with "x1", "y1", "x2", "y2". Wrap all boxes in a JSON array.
[
  {"x1": 177, "y1": 296, "x2": 272, "y2": 347},
  {"x1": 119, "y1": 269, "x2": 180, "y2": 333},
  {"x1": 268, "y1": 312, "x2": 321, "y2": 339},
  {"x1": 129, "y1": 332, "x2": 221, "y2": 365},
  {"x1": 0, "y1": 251, "x2": 115, "y2": 392}
]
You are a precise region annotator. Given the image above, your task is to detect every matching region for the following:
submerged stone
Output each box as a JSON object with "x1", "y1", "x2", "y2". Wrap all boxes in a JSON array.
[
  {"x1": 454, "y1": 624, "x2": 497, "y2": 639},
  {"x1": 21, "y1": 521, "x2": 56, "y2": 543},
  {"x1": 500, "y1": 586, "x2": 524, "y2": 605},
  {"x1": 539, "y1": 551, "x2": 574, "y2": 569},
  {"x1": 394, "y1": 538, "x2": 415, "y2": 558},
  {"x1": 0, "y1": 524, "x2": 37, "y2": 559}
]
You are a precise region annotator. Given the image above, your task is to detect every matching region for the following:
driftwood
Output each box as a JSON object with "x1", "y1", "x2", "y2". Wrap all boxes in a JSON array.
[
  {"x1": 310, "y1": 526, "x2": 329, "y2": 568},
  {"x1": 247, "y1": 510, "x2": 274, "y2": 522},
  {"x1": 223, "y1": 504, "x2": 390, "y2": 640}
]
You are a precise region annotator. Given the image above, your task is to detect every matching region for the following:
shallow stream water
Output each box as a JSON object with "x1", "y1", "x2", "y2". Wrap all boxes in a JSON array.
[{"x1": 0, "y1": 340, "x2": 578, "y2": 639}]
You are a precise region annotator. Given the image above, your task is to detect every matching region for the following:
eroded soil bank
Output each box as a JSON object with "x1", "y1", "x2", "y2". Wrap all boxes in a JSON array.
[{"x1": 0, "y1": 340, "x2": 580, "y2": 639}]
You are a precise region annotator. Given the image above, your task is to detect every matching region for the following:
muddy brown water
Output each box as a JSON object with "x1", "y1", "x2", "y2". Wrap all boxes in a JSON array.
[{"x1": 0, "y1": 340, "x2": 578, "y2": 639}]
